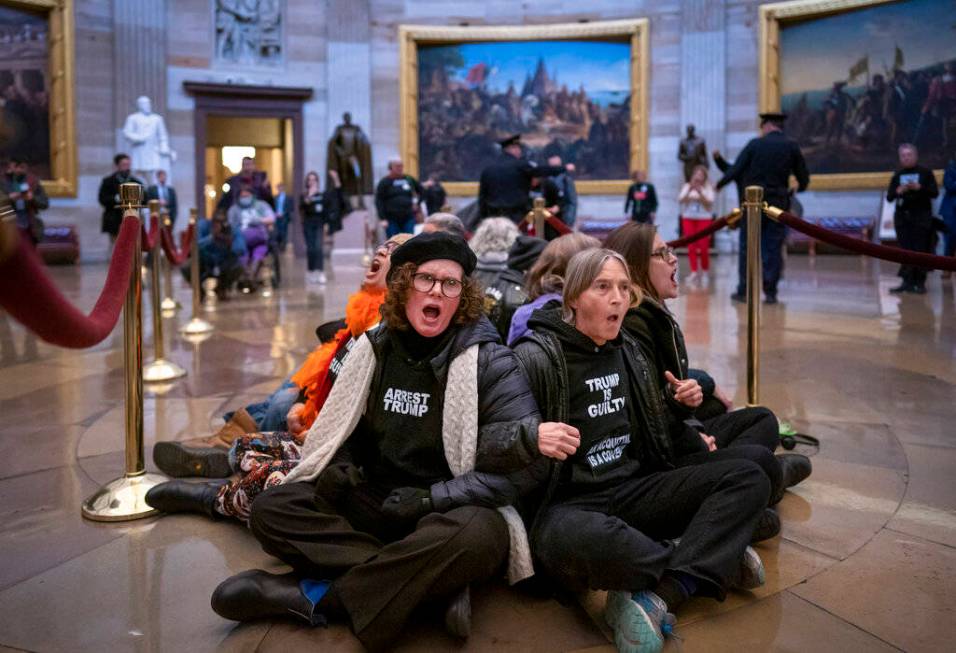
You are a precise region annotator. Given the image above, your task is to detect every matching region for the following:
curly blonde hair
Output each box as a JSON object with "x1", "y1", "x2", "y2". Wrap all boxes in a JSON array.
[{"x1": 381, "y1": 262, "x2": 485, "y2": 332}]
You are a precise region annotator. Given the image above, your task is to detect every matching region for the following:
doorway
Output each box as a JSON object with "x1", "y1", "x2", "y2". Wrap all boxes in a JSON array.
[
  {"x1": 183, "y1": 82, "x2": 313, "y2": 252},
  {"x1": 203, "y1": 116, "x2": 294, "y2": 218}
]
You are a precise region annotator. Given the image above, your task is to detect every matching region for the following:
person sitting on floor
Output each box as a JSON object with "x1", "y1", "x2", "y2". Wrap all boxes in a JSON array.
[
  {"x1": 506, "y1": 232, "x2": 600, "y2": 345},
  {"x1": 208, "y1": 232, "x2": 560, "y2": 648},
  {"x1": 147, "y1": 234, "x2": 414, "y2": 522},
  {"x1": 513, "y1": 249, "x2": 770, "y2": 653},
  {"x1": 605, "y1": 222, "x2": 812, "y2": 543}
]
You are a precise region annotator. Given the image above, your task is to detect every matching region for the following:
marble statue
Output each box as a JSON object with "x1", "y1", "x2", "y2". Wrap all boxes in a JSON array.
[
  {"x1": 122, "y1": 96, "x2": 175, "y2": 177},
  {"x1": 215, "y1": 0, "x2": 282, "y2": 66}
]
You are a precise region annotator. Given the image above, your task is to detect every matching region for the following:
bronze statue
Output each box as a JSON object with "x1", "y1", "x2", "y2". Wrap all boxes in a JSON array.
[
  {"x1": 327, "y1": 112, "x2": 373, "y2": 199},
  {"x1": 678, "y1": 124, "x2": 708, "y2": 182}
]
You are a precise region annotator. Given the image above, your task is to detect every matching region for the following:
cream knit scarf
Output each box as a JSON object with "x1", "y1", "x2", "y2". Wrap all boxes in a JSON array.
[{"x1": 282, "y1": 333, "x2": 534, "y2": 584}]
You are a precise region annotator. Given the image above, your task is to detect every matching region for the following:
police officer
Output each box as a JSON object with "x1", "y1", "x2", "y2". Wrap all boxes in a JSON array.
[
  {"x1": 716, "y1": 112, "x2": 809, "y2": 304},
  {"x1": 478, "y1": 134, "x2": 573, "y2": 224},
  {"x1": 375, "y1": 158, "x2": 423, "y2": 237}
]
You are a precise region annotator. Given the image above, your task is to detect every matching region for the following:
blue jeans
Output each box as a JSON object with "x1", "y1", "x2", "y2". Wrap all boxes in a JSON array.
[
  {"x1": 386, "y1": 214, "x2": 416, "y2": 238},
  {"x1": 302, "y1": 219, "x2": 324, "y2": 271},
  {"x1": 228, "y1": 380, "x2": 299, "y2": 431}
]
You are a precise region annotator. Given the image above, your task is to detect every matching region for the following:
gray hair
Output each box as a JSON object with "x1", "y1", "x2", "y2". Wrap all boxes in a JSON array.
[
  {"x1": 562, "y1": 248, "x2": 641, "y2": 323},
  {"x1": 469, "y1": 217, "x2": 519, "y2": 257},
  {"x1": 424, "y1": 212, "x2": 466, "y2": 239}
]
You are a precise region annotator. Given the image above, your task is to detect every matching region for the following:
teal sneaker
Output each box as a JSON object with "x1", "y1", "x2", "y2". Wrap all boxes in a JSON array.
[
  {"x1": 604, "y1": 589, "x2": 676, "y2": 653},
  {"x1": 735, "y1": 545, "x2": 766, "y2": 590}
]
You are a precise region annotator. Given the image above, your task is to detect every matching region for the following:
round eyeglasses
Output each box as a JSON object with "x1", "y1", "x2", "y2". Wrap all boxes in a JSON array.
[{"x1": 412, "y1": 272, "x2": 463, "y2": 298}]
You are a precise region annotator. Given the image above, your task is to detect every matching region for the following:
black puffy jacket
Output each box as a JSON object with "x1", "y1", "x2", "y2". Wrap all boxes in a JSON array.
[{"x1": 366, "y1": 314, "x2": 542, "y2": 477}]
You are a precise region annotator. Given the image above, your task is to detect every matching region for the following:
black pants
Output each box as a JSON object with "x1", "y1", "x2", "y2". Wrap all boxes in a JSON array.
[
  {"x1": 249, "y1": 480, "x2": 508, "y2": 651},
  {"x1": 533, "y1": 459, "x2": 769, "y2": 600},
  {"x1": 737, "y1": 213, "x2": 789, "y2": 297},
  {"x1": 894, "y1": 213, "x2": 932, "y2": 288},
  {"x1": 678, "y1": 407, "x2": 782, "y2": 504},
  {"x1": 302, "y1": 218, "x2": 325, "y2": 271}
]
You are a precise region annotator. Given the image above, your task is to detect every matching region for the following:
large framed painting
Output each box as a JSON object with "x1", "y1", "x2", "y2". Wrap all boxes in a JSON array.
[
  {"x1": 0, "y1": 0, "x2": 75, "y2": 196},
  {"x1": 760, "y1": 0, "x2": 955, "y2": 190},
  {"x1": 399, "y1": 19, "x2": 649, "y2": 196}
]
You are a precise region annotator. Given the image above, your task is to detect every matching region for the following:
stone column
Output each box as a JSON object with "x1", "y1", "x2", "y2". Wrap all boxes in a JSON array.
[
  {"x1": 679, "y1": 0, "x2": 730, "y2": 230},
  {"x1": 112, "y1": 0, "x2": 168, "y2": 161}
]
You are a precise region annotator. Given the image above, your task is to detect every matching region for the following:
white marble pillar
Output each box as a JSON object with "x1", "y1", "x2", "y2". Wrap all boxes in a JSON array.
[{"x1": 112, "y1": 0, "x2": 168, "y2": 168}]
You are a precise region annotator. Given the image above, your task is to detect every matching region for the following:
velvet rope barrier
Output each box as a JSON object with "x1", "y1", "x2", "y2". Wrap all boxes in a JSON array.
[
  {"x1": 668, "y1": 209, "x2": 741, "y2": 248},
  {"x1": 520, "y1": 212, "x2": 573, "y2": 237},
  {"x1": 160, "y1": 223, "x2": 193, "y2": 266},
  {"x1": 0, "y1": 215, "x2": 140, "y2": 348},
  {"x1": 766, "y1": 205, "x2": 956, "y2": 272},
  {"x1": 141, "y1": 214, "x2": 159, "y2": 253}
]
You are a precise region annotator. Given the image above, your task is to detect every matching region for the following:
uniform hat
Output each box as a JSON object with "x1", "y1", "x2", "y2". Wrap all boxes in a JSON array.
[
  {"x1": 759, "y1": 112, "x2": 788, "y2": 125},
  {"x1": 387, "y1": 231, "x2": 477, "y2": 280},
  {"x1": 498, "y1": 134, "x2": 522, "y2": 148}
]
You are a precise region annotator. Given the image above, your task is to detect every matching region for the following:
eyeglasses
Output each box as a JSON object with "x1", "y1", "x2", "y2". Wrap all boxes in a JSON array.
[
  {"x1": 375, "y1": 241, "x2": 400, "y2": 256},
  {"x1": 412, "y1": 272, "x2": 463, "y2": 298},
  {"x1": 651, "y1": 246, "x2": 676, "y2": 261}
]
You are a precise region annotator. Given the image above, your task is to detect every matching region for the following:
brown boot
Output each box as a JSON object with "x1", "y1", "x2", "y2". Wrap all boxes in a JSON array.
[{"x1": 208, "y1": 407, "x2": 259, "y2": 449}]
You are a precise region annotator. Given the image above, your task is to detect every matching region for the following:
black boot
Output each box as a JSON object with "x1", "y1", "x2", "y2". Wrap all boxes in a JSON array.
[
  {"x1": 444, "y1": 585, "x2": 471, "y2": 638},
  {"x1": 751, "y1": 507, "x2": 781, "y2": 543},
  {"x1": 145, "y1": 480, "x2": 226, "y2": 518},
  {"x1": 771, "y1": 453, "x2": 812, "y2": 504},
  {"x1": 153, "y1": 441, "x2": 232, "y2": 478},
  {"x1": 211, "y1": 570, "x2": 324, "y2": 625}
]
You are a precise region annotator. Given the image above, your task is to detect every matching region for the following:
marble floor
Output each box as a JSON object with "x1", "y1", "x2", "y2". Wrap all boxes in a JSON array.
[{"x1": 0, "y1": 249, "x2": 954, "y2": 652}]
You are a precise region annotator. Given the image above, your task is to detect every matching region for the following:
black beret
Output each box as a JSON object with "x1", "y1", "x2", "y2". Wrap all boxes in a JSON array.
[{"x1": 387, "y1": 231, "x2": 477, "y2": 280}]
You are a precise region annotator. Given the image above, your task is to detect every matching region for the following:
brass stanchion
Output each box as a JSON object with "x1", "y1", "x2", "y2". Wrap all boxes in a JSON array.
[
  {"x1": 82, "y1": 184, "x2": 167, "y2": 521},
  {"x1": 532, "y1": 197, "x2": 546, "y2": 237},
  {"x1": 744, "y1": 186, "x2": 763, "y2": 407},
  {"x1": 160, "y1": 211, "x2": 180, "y2": 312},
  {"x1": 179, "y1": 208, "x2": 213, "y2": 335},
  {"x1": 143, "y1": 201, "x2": 186, "y2": 382}
]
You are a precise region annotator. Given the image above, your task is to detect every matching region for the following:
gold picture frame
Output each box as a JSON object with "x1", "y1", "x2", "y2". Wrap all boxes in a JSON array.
[
  {"x1": 0, "y1": 0, "x2": 76, "y2": 197},
  {"x1": 398, "y1": 19, "x2": 649, "y2": 196},
  {"x1": 759, "y1": 0, "x2": 946, "y2": 190}
]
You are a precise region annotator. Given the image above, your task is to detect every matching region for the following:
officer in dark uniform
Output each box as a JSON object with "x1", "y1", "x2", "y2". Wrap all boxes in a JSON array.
[
  {"x1": 477, "y1": 134, "x2": 572, "y2": 224},
  {"x1": 716, "y1": 112, "x2": 809, "y2": 304}
]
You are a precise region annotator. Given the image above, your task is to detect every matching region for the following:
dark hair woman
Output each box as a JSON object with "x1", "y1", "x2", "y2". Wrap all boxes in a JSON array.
[{"x1": 604, "y1": 222, "x2": 812, "y2": 523}]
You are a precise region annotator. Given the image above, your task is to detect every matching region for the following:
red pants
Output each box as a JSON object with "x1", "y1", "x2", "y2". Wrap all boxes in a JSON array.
[{"x1": 681, "y1": 217, "x2": 711, "y2": 272}]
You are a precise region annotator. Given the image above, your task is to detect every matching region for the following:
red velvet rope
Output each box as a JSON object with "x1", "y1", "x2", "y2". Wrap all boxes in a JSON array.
[
  {"x1": 667, "y1": 215, "x2": 731, "y2": 248},
  {"x1": 522, "y1": 213, "x2": 573, "y2": 237},
  {"x1": 141, "y1": 215, "x2": 159, "y2": 253},
  {"x1": 775, "y1": 209, "x2": 956, "y2": 271},
  {"x1": 160, "y1": 224, "x2": 194, "y2": 266},
  {"x1": 0, "y1": 215, "x2": 140, "y2": 348}
]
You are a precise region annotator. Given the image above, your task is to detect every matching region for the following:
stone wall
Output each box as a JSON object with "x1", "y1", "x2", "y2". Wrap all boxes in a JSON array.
[{"x1": 44, "y1": 0, "x2": 883, "y2": 263}]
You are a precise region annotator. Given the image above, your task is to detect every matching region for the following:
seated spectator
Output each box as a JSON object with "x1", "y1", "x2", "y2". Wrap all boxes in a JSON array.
[
  {"x1": 193, "y1": 209, "x2": 245, "y2": 298},
  {"x1": 513, "y1": 249, "x2": 770, "y2": 652},
  {"x1": 606, "y1": 222, "x2": 812, "y2": 542},
  {"x1": 227, "y1": 185, "x2": 276, "y2": 286},
  {"x1": 207, "y1": 232, "x2": 547, "y2": 648},
  {"x1": 470, "y1": 217, "x2": 520, "y2": 287},
  {"x1": 507, "y1": 232, "x2": 600, "y2": 345}
]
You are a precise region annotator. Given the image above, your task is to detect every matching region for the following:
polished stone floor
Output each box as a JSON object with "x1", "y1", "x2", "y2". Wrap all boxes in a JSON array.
[{"x1": 0, "y1": 250, "x2": 953, "y2": 652}]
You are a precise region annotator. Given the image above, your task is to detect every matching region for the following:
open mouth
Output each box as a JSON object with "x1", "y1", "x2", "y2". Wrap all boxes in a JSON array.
[
  {"x1": 368, "y1": 258, "x2": 383, "y2": 273},
  {"x1": 423, "y1": 306, "x2": 441, "y2": 319},
  {"x1": 607, "y1": 313, "x2": 620, "y2": 324},
  {"x1": 671, "y1": 270, "x2": 678, "y2": 284}
]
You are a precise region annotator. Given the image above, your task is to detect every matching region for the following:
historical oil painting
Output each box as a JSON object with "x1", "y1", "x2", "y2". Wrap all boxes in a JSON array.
[
  {"x1": 779, "y1": 0, "x2": 956, "y2": 176},
  {"x1": 417, "y1": 39, "x2": 632, "y2": 183},
  {"x1": 0, "y1": 3, "x2": 50, "y2": 179}
]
